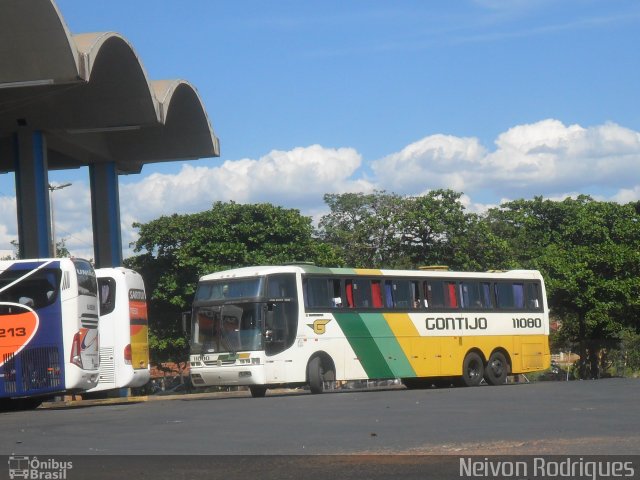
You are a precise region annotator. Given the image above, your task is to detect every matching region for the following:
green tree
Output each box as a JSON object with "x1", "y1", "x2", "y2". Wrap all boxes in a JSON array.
[
  {"x1": 485, "y1": 196, "x2": 640, "y2": 377},
  {"x1": 2, "y1": 239, "x2": 70, "y2": 259},
  {"x1": 54, "y1": 238, "x2": 71, "y2": 258},
  {"x1": 319, "y1": 191, "x2": 405, "y2": 267},
  {"x1": 319, "y1": 189, "x2": 509, "y2": 270},
  {"x1": 398, "y1": 190, "x2": 509, "y2": 270},
  {"x1": 126, "y1": 201, "x2": 343, "y2": 365}
]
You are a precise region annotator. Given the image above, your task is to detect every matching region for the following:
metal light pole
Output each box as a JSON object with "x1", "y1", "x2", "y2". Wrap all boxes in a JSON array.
[{"x1": 48, "y1": 182, "x2": 71, "y2": 257}]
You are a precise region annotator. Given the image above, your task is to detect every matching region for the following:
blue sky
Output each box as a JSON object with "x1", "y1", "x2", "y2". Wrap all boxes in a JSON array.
[{"x1": 1, "y1": 0, "x2": 639, "y2": 258}]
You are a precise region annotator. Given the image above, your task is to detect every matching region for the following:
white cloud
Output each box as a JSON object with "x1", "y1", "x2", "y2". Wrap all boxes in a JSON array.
[
  {"x1": 612, "y1": 186, "x2": 640, "y2": 204},
  {"x1": 1, "y1": 119, "x2": 639, "y2": 259},
  {"x1": 119, "y1": 144, "x2": 373, "y2": 222},
  {"x1": 373, "y1": 119, "x2": 640, "y2": 200},
  {"x1": 371, "y1": 134, "x2": 487, "y2": 193},
  {"x1": 0, "y1": 197, "x2": 17, "y2": 250}
]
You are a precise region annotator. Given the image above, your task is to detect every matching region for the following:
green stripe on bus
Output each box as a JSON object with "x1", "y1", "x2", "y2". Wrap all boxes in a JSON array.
[
  {"x1": 359, "y1": 313, "x2": 416, "y2": 378},
  {"x1": 334, "y1": 312, "x2": 395, "y2": 379}
]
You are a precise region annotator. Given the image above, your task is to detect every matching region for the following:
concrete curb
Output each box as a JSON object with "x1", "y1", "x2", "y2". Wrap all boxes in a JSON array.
[{"x1": 38, "y1": 388, "x2": 300, "y2": 409}]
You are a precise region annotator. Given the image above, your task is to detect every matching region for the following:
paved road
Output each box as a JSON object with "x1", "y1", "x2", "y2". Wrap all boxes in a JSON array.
[{"x1": 1, "y1": 378, "x2": 638, "y2": 479}]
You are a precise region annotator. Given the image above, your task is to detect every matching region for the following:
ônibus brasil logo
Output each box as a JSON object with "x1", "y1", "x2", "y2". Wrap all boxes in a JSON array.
[{"x1": 7, "y1": 456, "x2": 72, "y2": 479}]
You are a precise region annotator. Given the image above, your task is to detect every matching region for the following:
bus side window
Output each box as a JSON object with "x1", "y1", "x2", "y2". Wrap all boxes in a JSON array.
[
  {"x1": 303, "y1": 277, "x2": 332, "y2": 308},
  {"x1": 410, "y1": 281, "x2": 420, "y2": 309},
  {"x1": 459, "y1": 282, "x2": 469, "y2": 308},
  {"x1": 513, "y1": 283, "x2": 525, "y2": 309},
  {"x1": 371, "y1": 280, "x2": 383, "y2": 308},
  {"x1": 422, "y1": 282, "x2": 429, "y2": 308},
  {"x1": 481, "y1": 282, "x2": 492, "y2": 308},
  {"x1": 459, "y1": 281, "x2": 491, "y2": 309},
  {"x1": 384, "y1": 280, "x2": 394, "y2": 308},
  {"x1": 353, "y1": 279, "x2": 372, "y2": 308},
  {"x1": 425, "y1": 281, "x2": 445, "y2": 308},
  {"x1": 345, "y1": 280, "x2": 355, "y2": 308},
  {"x1": 526, "y1": 282, "x2": 541, "y2": 310},
  {"x1": 331, "y1": 279, "x2": 342, "y2": 308},
  {"x1": 98, "y1": 278, "x2": 116, "y2": 316},
  {"x1": 391, "y1": 280, "x2": 412, "y2": 309},
  {"x1": 496, "y1": 282, "x2": 525, "y2": 309},
  {"x1": 445, "y1": 282, "x2": 458, "y2": 308}
]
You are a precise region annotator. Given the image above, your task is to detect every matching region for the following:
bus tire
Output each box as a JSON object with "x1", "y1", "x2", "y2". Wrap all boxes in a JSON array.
[
  {"x1": 307, "y1": 356, "x2": 326, "y2": 394},
  {"x1": 461, "y1": 352, "x2": 484, "y2": 387},
  {"x1": 249, "y1": 386, "x2": 267, "y2": 398},
  {"x1": 484, "y1": 351, "x2": 509, "y2": 385}
]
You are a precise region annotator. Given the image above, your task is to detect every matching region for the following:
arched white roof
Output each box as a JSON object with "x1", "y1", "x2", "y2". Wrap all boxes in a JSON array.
[{"x1": 0, "y1": 0, "x2": 219, "y2": 174}]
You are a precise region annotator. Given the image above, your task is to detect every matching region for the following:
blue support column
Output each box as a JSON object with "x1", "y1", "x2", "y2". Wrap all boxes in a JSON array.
[
  {"x1": 90, "y1": 162, "x2": 123, "y2": 267},
  {"x1": 14, "y1": 129, "x2": 52, "y2": 259}
]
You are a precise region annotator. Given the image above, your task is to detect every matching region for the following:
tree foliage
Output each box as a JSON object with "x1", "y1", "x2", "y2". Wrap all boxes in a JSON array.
[
  {"x1": 484, "y1": 196, "x2": 640, "y2": 376},
  {"x1": 319, "y1": 191, "x2": 405, "y2": 267},
  {"x1": 125, "y1": 193, "x2": 640, "y2": 375},
  {"x1": 318, "y1": 189, "x2": 509, "y2": 270},
  {"x1": 125, "y1": 201, "x2": 343, "y2": 364}
]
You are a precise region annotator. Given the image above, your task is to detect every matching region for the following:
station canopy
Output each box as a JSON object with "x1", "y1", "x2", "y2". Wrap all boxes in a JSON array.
[{"x1": 0, "y1": 0, "x2": 220, "y2": 175}]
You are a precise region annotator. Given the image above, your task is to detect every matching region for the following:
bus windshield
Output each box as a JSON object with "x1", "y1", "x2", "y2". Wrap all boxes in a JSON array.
[
  {"x1": 191, "y1": 303, "x2": 264, "y2": 354},
  {"x1": 195, "y1": 277, "x2": 264, "y2": 301}
]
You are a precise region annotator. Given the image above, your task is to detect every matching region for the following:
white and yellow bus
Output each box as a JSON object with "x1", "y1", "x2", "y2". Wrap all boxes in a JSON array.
[
  {"x1": 88, "y1": 267, "x2": 150, "y2": 394},
  {"x1": 189, "y1": 264, "x2": 550, "y2": 397}
]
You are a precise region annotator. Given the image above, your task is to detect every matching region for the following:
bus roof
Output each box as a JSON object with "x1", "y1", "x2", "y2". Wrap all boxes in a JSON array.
[
  {"x1": 198, "y1": 265, "x2": 543, "y2": 282},
  {"x1": 0, "y1": 257, "x2": 86, "y2": 271}
]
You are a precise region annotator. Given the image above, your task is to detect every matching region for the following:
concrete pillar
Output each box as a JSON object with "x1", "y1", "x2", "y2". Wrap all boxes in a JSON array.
[
  {"x1": 14, "y1": 129, "x2": 52, "y2": 258},
  {"x1": 90, "y1": 162, "x2": 123, "y2": 267}
]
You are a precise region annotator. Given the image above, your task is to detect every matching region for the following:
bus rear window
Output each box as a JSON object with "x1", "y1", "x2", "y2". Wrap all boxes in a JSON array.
[
  {"x1": 98, "y1": 277, "x2": 117, "y2": 316},
  {"x1": 73, "y1": 259, "x2": 97, "y2": 297},
  {"x1": 0, "y1": 269, "x2": 60, "y2": 309}
]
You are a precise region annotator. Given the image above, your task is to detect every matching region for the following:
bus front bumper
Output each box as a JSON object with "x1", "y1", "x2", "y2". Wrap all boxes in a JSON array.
[{"x1": 190, "y1": 365, "x2": 266, "y2": 387}]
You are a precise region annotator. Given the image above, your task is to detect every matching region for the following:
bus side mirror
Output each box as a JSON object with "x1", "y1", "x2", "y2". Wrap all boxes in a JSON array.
[
  {"x1": 265, "y1": 307, "x2": 274, "y2": 342},
  {"x1": 182, "y1": 311, "x2": 191, "y2": 334}
]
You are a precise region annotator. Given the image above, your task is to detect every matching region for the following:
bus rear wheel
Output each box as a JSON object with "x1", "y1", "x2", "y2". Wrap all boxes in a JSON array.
[
  {"x1": 249, "y1": 386, "x2": 267, "y2": 398},
  {"x1": 461, "y1": 352, "x2": 484, "y2": 387},
  {"x1": 484, "y1": 351, "x2": 509, "y2": 385},
  {"x1": 308, "y1": 356, "x2": 333, "y2": 394}
]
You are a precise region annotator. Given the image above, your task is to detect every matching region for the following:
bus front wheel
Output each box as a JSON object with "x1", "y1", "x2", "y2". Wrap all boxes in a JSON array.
[
  {"x1": 484, "y1": 351, "x2": 509, "y2": 385},
  {"x1": 308, "y1": 356, "x2": 327, "y2": 394},
  {"x1": 461, "y1": 352, "x2": 484, "y2": 387}
]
